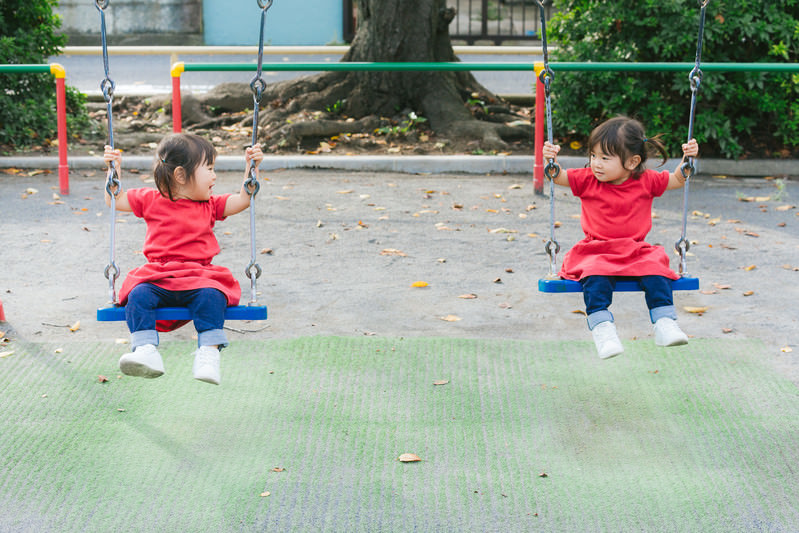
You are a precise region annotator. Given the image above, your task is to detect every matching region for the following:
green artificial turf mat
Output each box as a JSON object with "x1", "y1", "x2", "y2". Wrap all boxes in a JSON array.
[{"x1": 1, "y1": 337, "x2": 798, "y2": 532}]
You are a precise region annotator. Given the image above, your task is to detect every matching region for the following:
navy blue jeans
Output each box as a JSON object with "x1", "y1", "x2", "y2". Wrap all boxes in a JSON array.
[
  {"x1": 125, "y1": 283, "x2": 228, "y2": 349},
  {"x1": 580, "y1": 275, "x2": 677, "y2": 329}
]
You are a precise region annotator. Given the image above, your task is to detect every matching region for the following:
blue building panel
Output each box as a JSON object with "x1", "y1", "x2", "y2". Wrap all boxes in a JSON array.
[{"x1": 203, "y1": 0, "x2": 343, "y2": 45}]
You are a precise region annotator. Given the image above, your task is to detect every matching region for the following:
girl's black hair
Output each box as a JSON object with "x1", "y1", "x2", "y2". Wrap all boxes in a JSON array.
[
  {"x1": 153, "y1": 133, "x2": 217, "y2": 200},
  {"x1": 587, "y1": 116, "x2": 669, "y2": 177}
]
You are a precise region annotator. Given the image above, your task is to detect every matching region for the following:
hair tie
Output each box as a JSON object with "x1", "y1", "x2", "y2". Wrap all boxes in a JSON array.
[
  {"x1": 160, "y1": 156, "x2": 167, "y2": 164},
  {"x1": 642, "y1": 137, "x2": 648, "y2": 143}
]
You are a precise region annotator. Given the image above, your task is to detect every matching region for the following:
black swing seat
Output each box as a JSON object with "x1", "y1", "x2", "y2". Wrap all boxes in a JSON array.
[
  {"x1": 538, "y1": 276, "x2": 699, "y2": 293},
  {"x1": 97, "y1": 305, "x2": 267, "y2": 322}
]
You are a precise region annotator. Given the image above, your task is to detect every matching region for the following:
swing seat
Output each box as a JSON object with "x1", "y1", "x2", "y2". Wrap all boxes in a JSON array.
[
  {"x1": 538, "y1": 276, "x2": 699, "y2": 293},
  {"x1": 96, "y1": 305, "x2": 267, "y2": 321}
]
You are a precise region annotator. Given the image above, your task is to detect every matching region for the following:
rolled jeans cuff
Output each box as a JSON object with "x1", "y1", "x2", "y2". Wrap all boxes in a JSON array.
[
  {"x1": 198, "y1": 328, "x2": 228, "y2": 349},
  {"x1": 650, "y1": 305, "x2": 677, "y2": 324},
  {"x1": 587, "y1": 310, "x2": 614, "y2": 330},
  {"x1": 131, "y1": 329, "x2": 159, "y2": 350}
]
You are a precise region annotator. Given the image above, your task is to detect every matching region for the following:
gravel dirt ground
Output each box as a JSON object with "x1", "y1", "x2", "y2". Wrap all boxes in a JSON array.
[{"x1": 1, "y1": 166, "x2": 797, "y2": 382}]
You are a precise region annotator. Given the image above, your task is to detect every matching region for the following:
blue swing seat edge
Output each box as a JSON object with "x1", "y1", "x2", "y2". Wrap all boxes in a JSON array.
[
  {"x1": 538, "y1": 276, "x2": 699, "y2": 293},
  {"x1": 96, "y1": 305, "x2": 268, "y2": 321}
]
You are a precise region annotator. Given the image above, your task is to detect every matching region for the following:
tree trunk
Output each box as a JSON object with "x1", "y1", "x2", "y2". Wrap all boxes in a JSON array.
[{"x1": 206, "y1": 0, "x2": 532, "y2": 152}]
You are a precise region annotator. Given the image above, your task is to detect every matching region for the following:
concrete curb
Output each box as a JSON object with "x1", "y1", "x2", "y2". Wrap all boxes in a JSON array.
[{"x1": 0, "y1": 154, "x2": 796, "y2": 177}]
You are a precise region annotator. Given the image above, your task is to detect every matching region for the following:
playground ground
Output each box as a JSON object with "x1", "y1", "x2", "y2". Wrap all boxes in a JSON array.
[{"x1": 1, "y1": 165, "x2": 799, "y2": 531}]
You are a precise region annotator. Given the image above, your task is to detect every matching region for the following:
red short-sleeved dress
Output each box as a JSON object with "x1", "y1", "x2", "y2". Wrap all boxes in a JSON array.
[
  {"x1": 559, "y1": 167, "x2": 679, "y2": 282},
  {"x1": 118, "y1": 189, "x2": 241, "y2": 329}
]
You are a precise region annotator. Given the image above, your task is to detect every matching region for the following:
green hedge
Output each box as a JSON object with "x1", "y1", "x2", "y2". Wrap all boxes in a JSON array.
[
  {"x1": 549, "y1": 0, "x2": 798, "y2": 159},
  {"x1": 0, "y1": 0, "x2": 89, "y2": 151}
]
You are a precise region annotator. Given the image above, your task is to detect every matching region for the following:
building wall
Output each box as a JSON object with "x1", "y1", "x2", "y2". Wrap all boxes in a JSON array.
[
  {"x1": 203, "y1": 0, "x2": 343, "y2": 46},
  {"x1": 54, "y1": 0, "x2": 342, "y2": 46}
]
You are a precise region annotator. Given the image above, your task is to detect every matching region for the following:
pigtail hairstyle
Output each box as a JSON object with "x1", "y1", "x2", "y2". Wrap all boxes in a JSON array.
[
  {"x1": 153, "y1": 133, "x2": 217, "y2": 200},
  {"x1": 587, "y1": 116, "x2": 669, "y2": 178}
]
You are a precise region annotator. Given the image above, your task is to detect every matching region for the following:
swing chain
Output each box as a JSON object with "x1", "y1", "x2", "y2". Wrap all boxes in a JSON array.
[
  {"x1": 96, "y1": 0, "x2": 121, "y2": 303},
  {"x1": 676, "y1": 0, "x2": 710, "y2": 274},
  {"x1": 537, "y1": 1, "x2": 561, "y2": 276},
  {"x1": 242, "y1": 0, "x2": 273, "y2": 305}
]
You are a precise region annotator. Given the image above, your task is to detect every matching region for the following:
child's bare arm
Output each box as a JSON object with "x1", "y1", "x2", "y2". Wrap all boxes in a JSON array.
[
  {"x1": 667, "y1": 138, "x2": 699, "y2": 190},
  {"x1": 103, "y1": 146, "x2": 132, "y2": 211},
  {"x1": 224, "y1": 144, "x2": 264, "y2": 217},
  {"x1": 541, "y1": 142, "x2": 570, "y2": 186}
]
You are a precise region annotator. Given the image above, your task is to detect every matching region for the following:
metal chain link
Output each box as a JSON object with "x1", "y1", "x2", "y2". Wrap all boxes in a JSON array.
[
  {"x1": 536, "y1": 1, "x2": 561, "y2": 277},
  {"x1": 243, "y1": 0, "x2": 274, "y2": 305},
  {"x1": 676, "y1": 0, "x2": 710, "y2": 275},
  {"x1": 96, "y1": 0, "x2": 121, "y2": 304}
]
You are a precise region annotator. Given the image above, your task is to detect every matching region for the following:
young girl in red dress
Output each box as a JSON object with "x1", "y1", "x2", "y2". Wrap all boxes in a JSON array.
[
  {"x1": 542, "y1": 116, "x2": 699, "y2": 359},
  {"x1": 104, "y1": 133, "x2": 263, "y2": 384}
]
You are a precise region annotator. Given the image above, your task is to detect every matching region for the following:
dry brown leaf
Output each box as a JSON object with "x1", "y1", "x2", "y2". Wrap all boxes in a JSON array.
[
  {"x1": 722, "y1": 328, "x2": 733, "y2": 334},
  {"x1": 260, "y1": 491, "x2": 271, "y2": 497},
  {"x1": 271, "y1": 467, "x2": 285, "y2": 472},
  {"x1": 743, "y1": 265, "x2": 757, "y2": 271},
  {"x1": 571, "y1": 309, "x2": 587, "y2": 316},
  {"x1": 776, "y1": 205, "x2": 795, "y2": 211},
  {"x1": 781, "y1": 346, "x2": 793, "y2": 353},
  {"x1": 488, "y1": 227, "x2": 518, "y2": 234},
  {"x1": 98, "y1": 375, "x2": 109, "y2": 383},
  {"x1": 380, "y1": 248, "x2": 407, "y2": 257},
  {"x1": 713, "y1": 283, "x2": 732, "y2": 290},
  {"x1": 684, "y1": 306, "x2": 709, "y2": 314},
  {"x1": 398, "y1": 453, "x2": 422, "y2": 462},
  {"x1": 743, "y1": 290, "x2": 754, "y2": 296},
  {"x1": 458, "y1": 293, "x2": 478, "y2": 299},
  {"x1": 440, "y1": 314, "x2": 461, "y2": 322},
  {"x1": 69, "y1": 320, "x2": 81, "y2": 332},
  {"x1": 433, "y1": 380, "x2": 449, "y2": 386}
]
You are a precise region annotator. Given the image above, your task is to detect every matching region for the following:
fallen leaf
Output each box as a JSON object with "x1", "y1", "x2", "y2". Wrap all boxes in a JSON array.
[
  {"x1": 571, "y1": 309, "x2": 587, "y2": 316},
  {"x1": 398, "y1": 453, "x2": 422, "y2": 462},
  {"x1": 781, "y1": 346, "x2": 793, "y2": 353},
  {"x1": 411, "y1": 281, "x2": 429, "y2": 288},
  {"x1": 742, "y1": 290, "x2": 754, "y2": 296},
  {"x1": 488, "y1": 227, "x2": 518, "y2": 234},
  {"x1": 69, "y1": 320, "x2": 81, "y2": 332},
  {"x1": 433, "y1": 380, "x2": 449, "y2": 386},
  {"x1": 776, "y1": 205, "x2": 795, "y2": 211},
  {"x1": 271, "y1": 467, "x2": 285, "y2": 472},
  {"x1": 743, "y1": 265, "x2": 757, "y2": 271},
  {"x1": 440, "y1": 315, "x2": 461, "y2": 322},
  {"x1": 0, "y1": 351, "x2": 14, "y2": 358},
  {"x1": 380, "y1": 248, "x2": 407, "y2": 257},
  {"x1": 713, "y1": 283, "x2": 732, "y2": 290},
  {"x1": 684, "y1": 306, "x2": 709, "y2": 314},
  {"x1": 539, "y1": 472, "x2": 548, "y2": 478},
  {"x1": 459, "y1": 293, "x2": 478, "y2": 299},
  {"x1": 98, "y1": 375, "x2": 109, "y2": 383},
  {"x1": 722, "y1": 328, "x2": 733, "y2": 334},
  {"x1": 260, "y1": 248, "x2": 273, "y2": 255},
  {"x1": 260, "y1": 491, "x2": 271, "y2": 497}
]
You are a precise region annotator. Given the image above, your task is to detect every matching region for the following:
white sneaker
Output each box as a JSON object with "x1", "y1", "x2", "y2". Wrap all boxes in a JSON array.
[
  {"x1": 119, "y1": 344, "x2": 164, "y2": 378},
  {"x1": 591, "y1": 321, "x2": 624, "y2": 359},
  {"x1": 654, "y1": 317, "x2": 689, "y2": 347},
  {"x1": 193, "y1": 346, "x2": 220, "y2": 385}
]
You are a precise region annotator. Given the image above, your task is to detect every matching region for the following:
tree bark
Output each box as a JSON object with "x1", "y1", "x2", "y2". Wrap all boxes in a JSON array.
[{"x1": 190, "y1": 0, "x2": 532, "y2": 152}]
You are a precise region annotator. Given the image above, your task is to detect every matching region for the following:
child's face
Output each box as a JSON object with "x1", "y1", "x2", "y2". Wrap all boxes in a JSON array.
[
  {"x1": 589, "y1": 146, "x2": 636, "y2": 185},
  {"x1": 181, "y1": 157, "x2": 216, "y2": 201}
]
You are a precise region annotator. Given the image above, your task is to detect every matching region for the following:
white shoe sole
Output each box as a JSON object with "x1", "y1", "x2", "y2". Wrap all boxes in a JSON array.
[{"x1": 119, "y1": 358, "x2": 164, "y2": 378}]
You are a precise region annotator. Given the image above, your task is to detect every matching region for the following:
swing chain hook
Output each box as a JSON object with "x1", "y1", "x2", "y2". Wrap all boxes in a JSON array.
[
  {"x1": 94, "y1": 0, "x2": 109, "y2": 9},
  {"x1": 257, "y1": 0, "x2": 273, "y2": 8},
  {"x1": 245, "y1": 260, "x2": 263, "y2": 281},
  {"x1": 675, "y1": 237, "x2": 691, "y2": 275}
]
